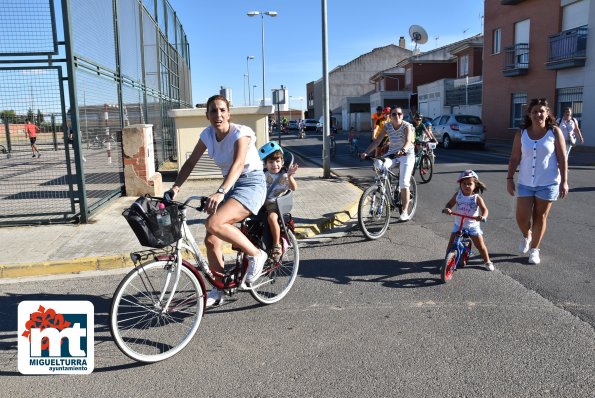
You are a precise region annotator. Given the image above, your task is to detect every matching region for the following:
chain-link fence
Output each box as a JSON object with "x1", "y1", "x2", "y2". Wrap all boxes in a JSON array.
[{"x1": 0, "y1": 0, "x2": 191, "y2": 225}]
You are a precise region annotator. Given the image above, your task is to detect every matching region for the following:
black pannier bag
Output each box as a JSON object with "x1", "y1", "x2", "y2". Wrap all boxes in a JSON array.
[{"x1": 123, "y1": 196, "x2": 182, "y2": 248}]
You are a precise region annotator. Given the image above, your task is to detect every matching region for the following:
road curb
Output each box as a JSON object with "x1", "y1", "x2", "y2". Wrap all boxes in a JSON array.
[
  {"x1": 294, "y1": 200, "x2": 359, "y2": 239},
  {"x1": 0, "y1": 255, "x2": 133, "y2": 279}
]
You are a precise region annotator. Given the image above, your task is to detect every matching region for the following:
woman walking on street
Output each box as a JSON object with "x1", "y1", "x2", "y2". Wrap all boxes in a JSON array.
[
  {"x1": 557, "y1": 107, "x2": 584, "y2": 159},
  {"x1": 506, "y1": 98, "x2": 568, "y2": 264}
]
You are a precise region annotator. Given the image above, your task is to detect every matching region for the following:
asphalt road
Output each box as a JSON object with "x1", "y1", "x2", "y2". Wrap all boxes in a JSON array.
[
  {"x1": 286, "y1": 129, "x2": 595, "y2": 327},
  {"x1": 1, "y1": 130, "x2": 594, "y2": 396}
]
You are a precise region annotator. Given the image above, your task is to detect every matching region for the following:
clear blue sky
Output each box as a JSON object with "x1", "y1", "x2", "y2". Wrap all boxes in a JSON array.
[{"x1": 168, "y1": 0, "x2": 485, "y2": 110}]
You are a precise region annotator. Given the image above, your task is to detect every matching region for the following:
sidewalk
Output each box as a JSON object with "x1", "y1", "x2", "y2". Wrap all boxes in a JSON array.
[{"x1": 0, "y1": 164, "x2": 362, "y2": 279}]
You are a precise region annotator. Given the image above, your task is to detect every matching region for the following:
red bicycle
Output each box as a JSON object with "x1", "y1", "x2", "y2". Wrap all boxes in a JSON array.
[
  {"x1": 441, "y1": 212, "x2": 480, "y2": 283},
  {"x1": 110, "y1": 191, "x2": 299, "y2": 362}
]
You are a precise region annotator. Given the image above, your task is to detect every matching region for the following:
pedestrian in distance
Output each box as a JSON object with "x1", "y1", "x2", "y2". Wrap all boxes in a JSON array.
[
  {"x1": 258, "y1": 141, "x2": 298, "y2": 261},
  {"x1": 442, "y1": 170, "x2": 494, "y2": 271},
  {"x1": 556, "y1": 107, "x2": 584, "y2": 159},
  {"x1": 506, "y1": 98, "x2": 568, "y2": 265},
  {"x1": 25, "y1": 119, "x2": 41, "y2": 158},
  {"x1": 348, "y1": 127, "x2": 358, "y2": 153},
  {"x1": 170, "y1": 94, "x2": 268, "y2": 307},
  {"x1": 360, "y1": 106, "x2": 416, "y2": 221}
]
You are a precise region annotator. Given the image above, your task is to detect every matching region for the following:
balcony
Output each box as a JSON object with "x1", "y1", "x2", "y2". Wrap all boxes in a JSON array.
[
  {"x1": 503, "y1": 43, "x2": 529, "y2": 77},
  {"x1": 546, "y1": 26, "x2": 588, "y2": 70}
]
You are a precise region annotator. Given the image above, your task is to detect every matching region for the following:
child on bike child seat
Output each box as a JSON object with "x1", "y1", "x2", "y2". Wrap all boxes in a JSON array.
[
  {"x1": 442, "y1": 170, "x2": 494, "y2": 271},
  {"x1": 258, "y1": 141, "x2": 298, "y2": 261}
]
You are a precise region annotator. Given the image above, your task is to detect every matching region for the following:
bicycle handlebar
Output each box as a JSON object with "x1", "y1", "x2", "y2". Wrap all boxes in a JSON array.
[
  {"x1": 444, "y1": 211, "x2": 486, "y2": 223},
  {"x1": 162, "y1": 191, "x2": 208, "y2": 212}
]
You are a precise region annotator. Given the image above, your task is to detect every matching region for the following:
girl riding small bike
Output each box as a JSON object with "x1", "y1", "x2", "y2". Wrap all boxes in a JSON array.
[{"x1": 442, "y1": 170, "x2": 494, "y2": 271}]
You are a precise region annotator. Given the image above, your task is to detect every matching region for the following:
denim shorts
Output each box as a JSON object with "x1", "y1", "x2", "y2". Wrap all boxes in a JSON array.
[
  {"x1": 452, "y1": 224, "x2": 483, "y2": 236},
  {"x1": 517, "y1": 183, "x2": 559, "y2": 201},
  {"x1": 224, "y1": 169, "x2": 266, "y2": 215}
]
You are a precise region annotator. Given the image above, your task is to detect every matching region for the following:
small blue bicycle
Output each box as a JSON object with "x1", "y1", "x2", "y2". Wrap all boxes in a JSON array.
[{"x1": 441, "y1": 212, "x2": 481, "y2": 283}]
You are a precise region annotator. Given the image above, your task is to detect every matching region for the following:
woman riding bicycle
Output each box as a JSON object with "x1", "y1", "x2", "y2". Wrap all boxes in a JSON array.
[
  {"x1": 170, "y1": 94, "x2": 268, "y2": 306},
  {"x1": 361, "y1": 107, "x2": 416, "y2": 221}
]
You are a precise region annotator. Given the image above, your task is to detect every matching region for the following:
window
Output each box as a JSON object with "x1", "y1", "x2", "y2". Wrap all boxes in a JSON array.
[
  {"x1": 511, "y1": 92, "x2": 527, "y2": 128},
  {"x1": 492, "y1": 28, "x2": 501, "y2": 54},
  {"x1": 459, "y1": 55, "x2": 469, "y2": 77}
]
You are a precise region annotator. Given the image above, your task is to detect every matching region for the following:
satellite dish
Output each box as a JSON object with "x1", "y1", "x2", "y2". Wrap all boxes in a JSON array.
[{"x1": 409, "y1": 25, "x2": 428, "y2": 52}]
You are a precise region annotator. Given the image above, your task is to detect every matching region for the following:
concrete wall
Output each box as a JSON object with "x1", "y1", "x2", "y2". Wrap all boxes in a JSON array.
[
  {"x1": 169, "y1": 106, "x2": 274, "y2": 178},
  {"x1": 580, "y1": 0, "x2": 595, "y2": 146},
  {"x1": 312, "y1": 44, "x2": 412, "y2": 119}
]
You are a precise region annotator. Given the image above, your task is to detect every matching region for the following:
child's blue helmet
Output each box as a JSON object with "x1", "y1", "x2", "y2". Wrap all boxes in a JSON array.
[{"x1": 258, "y1": 141, "x2": 283, "y2": 160}]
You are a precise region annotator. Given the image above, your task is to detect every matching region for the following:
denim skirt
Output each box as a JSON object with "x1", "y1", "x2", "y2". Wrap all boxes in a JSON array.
[{"x1": 224, "y1": 169, "x2": 266, "y2": 215}]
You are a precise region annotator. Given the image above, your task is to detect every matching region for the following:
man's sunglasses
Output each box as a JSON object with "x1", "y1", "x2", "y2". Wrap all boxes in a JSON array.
[{"x1": 391, "y1": 112, "x2": 403, "y2": 116}]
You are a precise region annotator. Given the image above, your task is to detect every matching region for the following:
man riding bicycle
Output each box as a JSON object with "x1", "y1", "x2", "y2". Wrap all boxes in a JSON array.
[{"x1": 412, "y1": 113, "x2": 437, "y2": 150}]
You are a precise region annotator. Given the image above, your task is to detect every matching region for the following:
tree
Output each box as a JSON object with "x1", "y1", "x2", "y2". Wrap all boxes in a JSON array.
[
  {"x1": 0, "y1": 109, "x2": 17, "y2": 123},
  {"x1": 36, "y1": 109, "x2": 44, "y2": 125}
]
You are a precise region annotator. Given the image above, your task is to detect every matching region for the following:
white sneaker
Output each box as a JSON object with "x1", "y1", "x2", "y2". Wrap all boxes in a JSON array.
[
  {"x1": 518, "y1": 234, "x2": 531, "y2": 254},
  {"x1": 246, "y1": 249, "x2": 267, "y2": 283},
  {"x1": 206, "y1": 288, "x2": 224, "y2": 307},
  {"x1": 485, "y1": 261, "x2": 495, "y2": 271},
  {"x1": 399, "y1": 211, "x2": 410, "y2": 222},
  {"x1": 528, "y1": 248, "x2": 541, "y2": 264}
]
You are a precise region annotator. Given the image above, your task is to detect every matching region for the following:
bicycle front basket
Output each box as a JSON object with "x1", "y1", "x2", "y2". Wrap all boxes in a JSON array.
[{"x1": 123, "y1": 196, "x2": 182, "y2": 248}]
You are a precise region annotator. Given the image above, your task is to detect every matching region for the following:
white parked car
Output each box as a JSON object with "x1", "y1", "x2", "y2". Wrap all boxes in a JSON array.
[
  {"x1": 303, "y1": 119, "x2": 319, "y2": 131},
  {"x1": 431, "y1": 114, "x2": 486, "y2": 149}
]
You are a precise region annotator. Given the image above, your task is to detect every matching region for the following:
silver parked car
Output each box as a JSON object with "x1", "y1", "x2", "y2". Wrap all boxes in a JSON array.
[{"x1": 431, "y1": 114, "x2": 486, "y2": 149}]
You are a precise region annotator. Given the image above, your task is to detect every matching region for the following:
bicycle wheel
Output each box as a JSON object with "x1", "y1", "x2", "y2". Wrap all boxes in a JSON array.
[
  {"x1": 250, "y1": 230, "x2": 300, "y2": 304},
  {"x1": 419, "y1": 154, "x2": 433, "y2": 184},
  {"x1": 358, "y1": 185, "x2": 390, "y2": 240},
  {"x1": 411, "y1": 155, "x2": 420, "y2": 177},
  {"x1": 460, "y1": 241, "x2": 472, "y2": 267},
  {"x1": 442, "y1": 250, "x2": 458, "y2": 283},
  {"x1": 110, "y1": 260, "x2": 204, "y2": 363}
]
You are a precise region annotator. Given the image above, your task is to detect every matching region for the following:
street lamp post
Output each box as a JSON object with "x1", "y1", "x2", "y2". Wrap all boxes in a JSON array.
[
  {"x1": 246, "y1": 55, "x2": 254, "y2": 105},
  {"x1": 252, "y1": 85, "x2": 257, "y2": 108},
  {"x1": 289, "y1": 95, "x2": 293, "y2": 121},
  {"x1": 247, "y1": 11, "x2": 277, "y2": 106},
  {"x1": 243, "y1": 74, "x2": 248, "y2": 105}
]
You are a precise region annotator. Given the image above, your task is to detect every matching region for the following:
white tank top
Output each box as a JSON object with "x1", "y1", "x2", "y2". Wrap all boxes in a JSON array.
[
  {"x1": 384, "y1": 121, "x2": 413, "y2": 156},
  {"x1": 518, "y1": 129, "x2": 560, "y2": 187},
  {"x1": 455, "y1": 191, "x2": 479, "y2": 229}
]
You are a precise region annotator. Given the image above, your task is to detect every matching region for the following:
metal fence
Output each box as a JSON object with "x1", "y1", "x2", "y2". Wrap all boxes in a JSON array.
[
  {"x1": 0, "y1": 0, "x2": 191, "y2": 225},
  {"x1": 444, "y1": 78, "x2": 483, "y2": 107}
]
